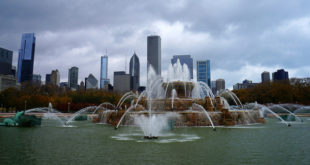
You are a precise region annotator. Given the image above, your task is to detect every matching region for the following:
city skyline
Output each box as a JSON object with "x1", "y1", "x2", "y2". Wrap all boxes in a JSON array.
[{"x1": 1, "y1": 1, "x2": 310, "y2": 89}]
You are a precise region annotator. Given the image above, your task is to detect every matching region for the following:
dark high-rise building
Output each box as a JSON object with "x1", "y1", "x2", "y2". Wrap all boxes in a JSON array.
[
  {"x1": 45, "y1": 74, "x2": 51, "y2": 84},
  {"x1": 171, "y1": 55, "x2": 193, "y2": 79},
  {"x1": 129, "y1": 52, "x2": 140, "y2": 90},
  {"x1": 0, "y1": 47, "x2": 13, "y2": 75},
  {"x1": 147, "y1": 35, "x2": 161, "y2": 75},
  {"x1": 100, "y1": 55, "x2": 109, "y2": 89},
  {"x1": 68, "y1": 66, "x2": 78, "y2": 90},
  {"x1": 17, "y1": 33, "x2": 36, "y2": 83},
  {"x1": 197, "y1": 60, "x2": 211, "y2": 87},
  {"x1": 272, "y1": 69, "x2": 289, "y2": 81},
  {"x1": 261, "y1": 71, "x2": 270, "y2": 83}
]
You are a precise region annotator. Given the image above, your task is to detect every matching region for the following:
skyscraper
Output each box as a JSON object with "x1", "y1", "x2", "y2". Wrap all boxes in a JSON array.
[
  {"x1": 197, "y1": 60, "x2": 211, "y2": 87},
  {"x1": 17, "y1": 33, "x2": 36, "y2": 83},
  {"x1": 50, "y1": 69, "x2": 60, "y2": 86},
  {"x1": 211, "y1": 80, "x2": 216, "y2": 94},
  {"x1": 216, "y1": 79, "x2": 225, "y2": 92},
  {"x1": 129, "y1": 52, "x2": 140, "y2": 90},
  {"x1": 0, "y1": 47, "x2": 13, "y2": 75},
  {"x1": 100, "y1": 55, "x2": 109, "y2": 89},
  {"x1": 68, "y1": 66, "x2": 78, "y2": 90},
  {"x1": 113, "y1": 71, "x2": 131, "y2": 93},
  {"x1": 85, "y1": 74, "x2": 98, "y2": 89},
  {"x1": 261, "y1": 71, "x2": 270, "y2": 83},
  {"x1": 272, "y1": 69, "x2": 289, "y2": 81},
  {"x1": 45, "y1": 74, "x2": 51, "y2": 85},
  {"x1": 171, "y1": 55, "x2": 193, "y2": 79},
  {"x1": 147, "y1": 35, "x2": 161, "y2": 75}
]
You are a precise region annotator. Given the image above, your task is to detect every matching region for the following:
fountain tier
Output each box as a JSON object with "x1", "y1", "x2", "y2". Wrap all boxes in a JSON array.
[{"x1": 94, "y1": 80, "x2": 265, "y2": 127}]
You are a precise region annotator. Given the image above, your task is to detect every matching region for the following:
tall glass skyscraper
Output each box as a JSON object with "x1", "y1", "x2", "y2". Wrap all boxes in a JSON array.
[
  {"x1": 100, "y1": 55, "x2": 109, "y2": 89},
  {"x1": 197, "y1": 60, "x2": 211, "y2": 87},
  {"x1": 17, "y1": 33, "x2": 36, "y2": 83},
  {"x1": 68, "y1": 66, "x2": 79, "y2": 90},
  {"x1": 147, "y1": 35, "x2": 161, "y2": 75},
  {"x1": 171, "y1": 55, "x2": 193, "y2": 79},
  {"x1": 129, "y1": 52, "x2": 140, "y2": 90}
]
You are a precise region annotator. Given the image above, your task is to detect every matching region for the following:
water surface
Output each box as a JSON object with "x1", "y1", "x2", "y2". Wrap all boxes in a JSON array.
[{"x1": 0, "y1": 118, "x2": 309, "y2": 165}]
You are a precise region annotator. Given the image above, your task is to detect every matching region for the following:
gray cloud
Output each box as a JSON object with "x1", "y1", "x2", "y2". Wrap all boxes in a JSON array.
[{"x1": 1, "y1": 0, "x2": 310, "y2": 88}]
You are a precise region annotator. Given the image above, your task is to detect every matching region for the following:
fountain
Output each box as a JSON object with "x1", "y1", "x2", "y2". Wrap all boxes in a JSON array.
[
  {"x1": 3, "y1": 60, "x2": 305, "y2": 134},
  {"x1": 95, "y1": 59, "x2": 267, "y2": 139}
]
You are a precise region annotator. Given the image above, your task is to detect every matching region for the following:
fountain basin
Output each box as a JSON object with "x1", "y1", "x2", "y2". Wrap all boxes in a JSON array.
[{"x1": 96, "y1": 109, "x2": 265, "y2": 127}]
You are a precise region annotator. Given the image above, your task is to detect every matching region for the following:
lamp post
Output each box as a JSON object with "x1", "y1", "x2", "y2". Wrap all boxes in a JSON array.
[
  {"x1": 68, "y1": 102, "x2": 71, "y2": 113},
  {"x1": 24, "y1": 100, "x2": 27, "y2": 111}
]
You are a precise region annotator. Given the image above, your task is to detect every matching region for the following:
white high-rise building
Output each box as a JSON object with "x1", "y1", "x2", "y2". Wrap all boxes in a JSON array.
[{"x1": 100, "y1": 55, "x2": 109, "y2": 89}]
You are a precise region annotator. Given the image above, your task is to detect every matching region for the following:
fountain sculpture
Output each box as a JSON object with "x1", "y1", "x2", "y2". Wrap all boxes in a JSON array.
[{"x1": 0, "y1": 111, "x2": 41, "y2": 127}]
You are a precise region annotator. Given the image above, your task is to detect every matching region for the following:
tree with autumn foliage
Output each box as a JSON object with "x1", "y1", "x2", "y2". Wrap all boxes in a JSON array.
[
  {"x1": 0, "y1": 83, "x2": 122, "y2": 112},
  {"x1": 233, "y1": 81, "x2": 310, "y2": 105}
]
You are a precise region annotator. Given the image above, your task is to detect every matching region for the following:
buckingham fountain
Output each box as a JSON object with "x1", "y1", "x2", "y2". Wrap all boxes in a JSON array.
[{"x1": 93, "y1": 60, "x2": 266, "y2": 139}]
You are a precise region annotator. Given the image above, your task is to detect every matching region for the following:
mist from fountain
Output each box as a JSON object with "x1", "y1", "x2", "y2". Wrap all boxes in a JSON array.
[
  {"x1": 25, "y1": 108, "x2": 48, "y2": 113},
  {"x1": 191, "y1": 81, "x2": 214, "y2": 99},
  {"x1": 135, "y1": 91, "x2": 146, "y2": 109},
  {"x1": 218, "y1": 89, "x2": 243, "y2": 108},
  {"x1": 251, "y1": 104, "x2": 291, "y2": 126},
  {"x1": 115, "y1": 106, "x2": 136, "y2": 129},
  {"x1": 220, "y1": 97, "x2": 231, "y2": 109},
  {"x1": 294, "y1": 106, "x2": 310, "y2": 114},
  {"x1": 171, "y1": 89, "x2": 177, "y2": 110},
  {"x1": 268, "y1": 104, "x2": 303, "y2": 122},
  {"x1": 193, "y1": 103, "x2": 216, "y2": 130},
  {"x1": 92, "y1": 102, "x2": 116, "y2": 114},
  {"x1": 65, "y1": 106, "x2": 97, "y2": 125},
  {"x1": 37, "y1": 103, "x2": 68, "y2": 126},
  {"x1": 167, "y1": 59, "x2": 190, "y2": 82},
  {"x1": 134, "y1": 113, "x2": 180, "y2": 138},
  {"x1": 99, "y1": 110, "x2": 116, "y2": 124},
  {"x1": 116, "y1": 92, "x2": 138, "y2": 110}
]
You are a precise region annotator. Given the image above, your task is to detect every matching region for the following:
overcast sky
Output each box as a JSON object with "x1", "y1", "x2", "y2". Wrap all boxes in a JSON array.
[{"x1": 1, "y1": 0, "x2": 310, "y2": 89}]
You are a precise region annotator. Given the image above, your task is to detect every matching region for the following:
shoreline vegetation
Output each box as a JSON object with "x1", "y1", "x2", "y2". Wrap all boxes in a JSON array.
[
  {"x1": 233, "y1": 81, "x2": 310, "y2": 105},
  {"x1": 0, "y1": 81, "x2": 309, "y2": 112},
  {"x1": 0, "y1": 83, "x2": 122, "y2": 112}
]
